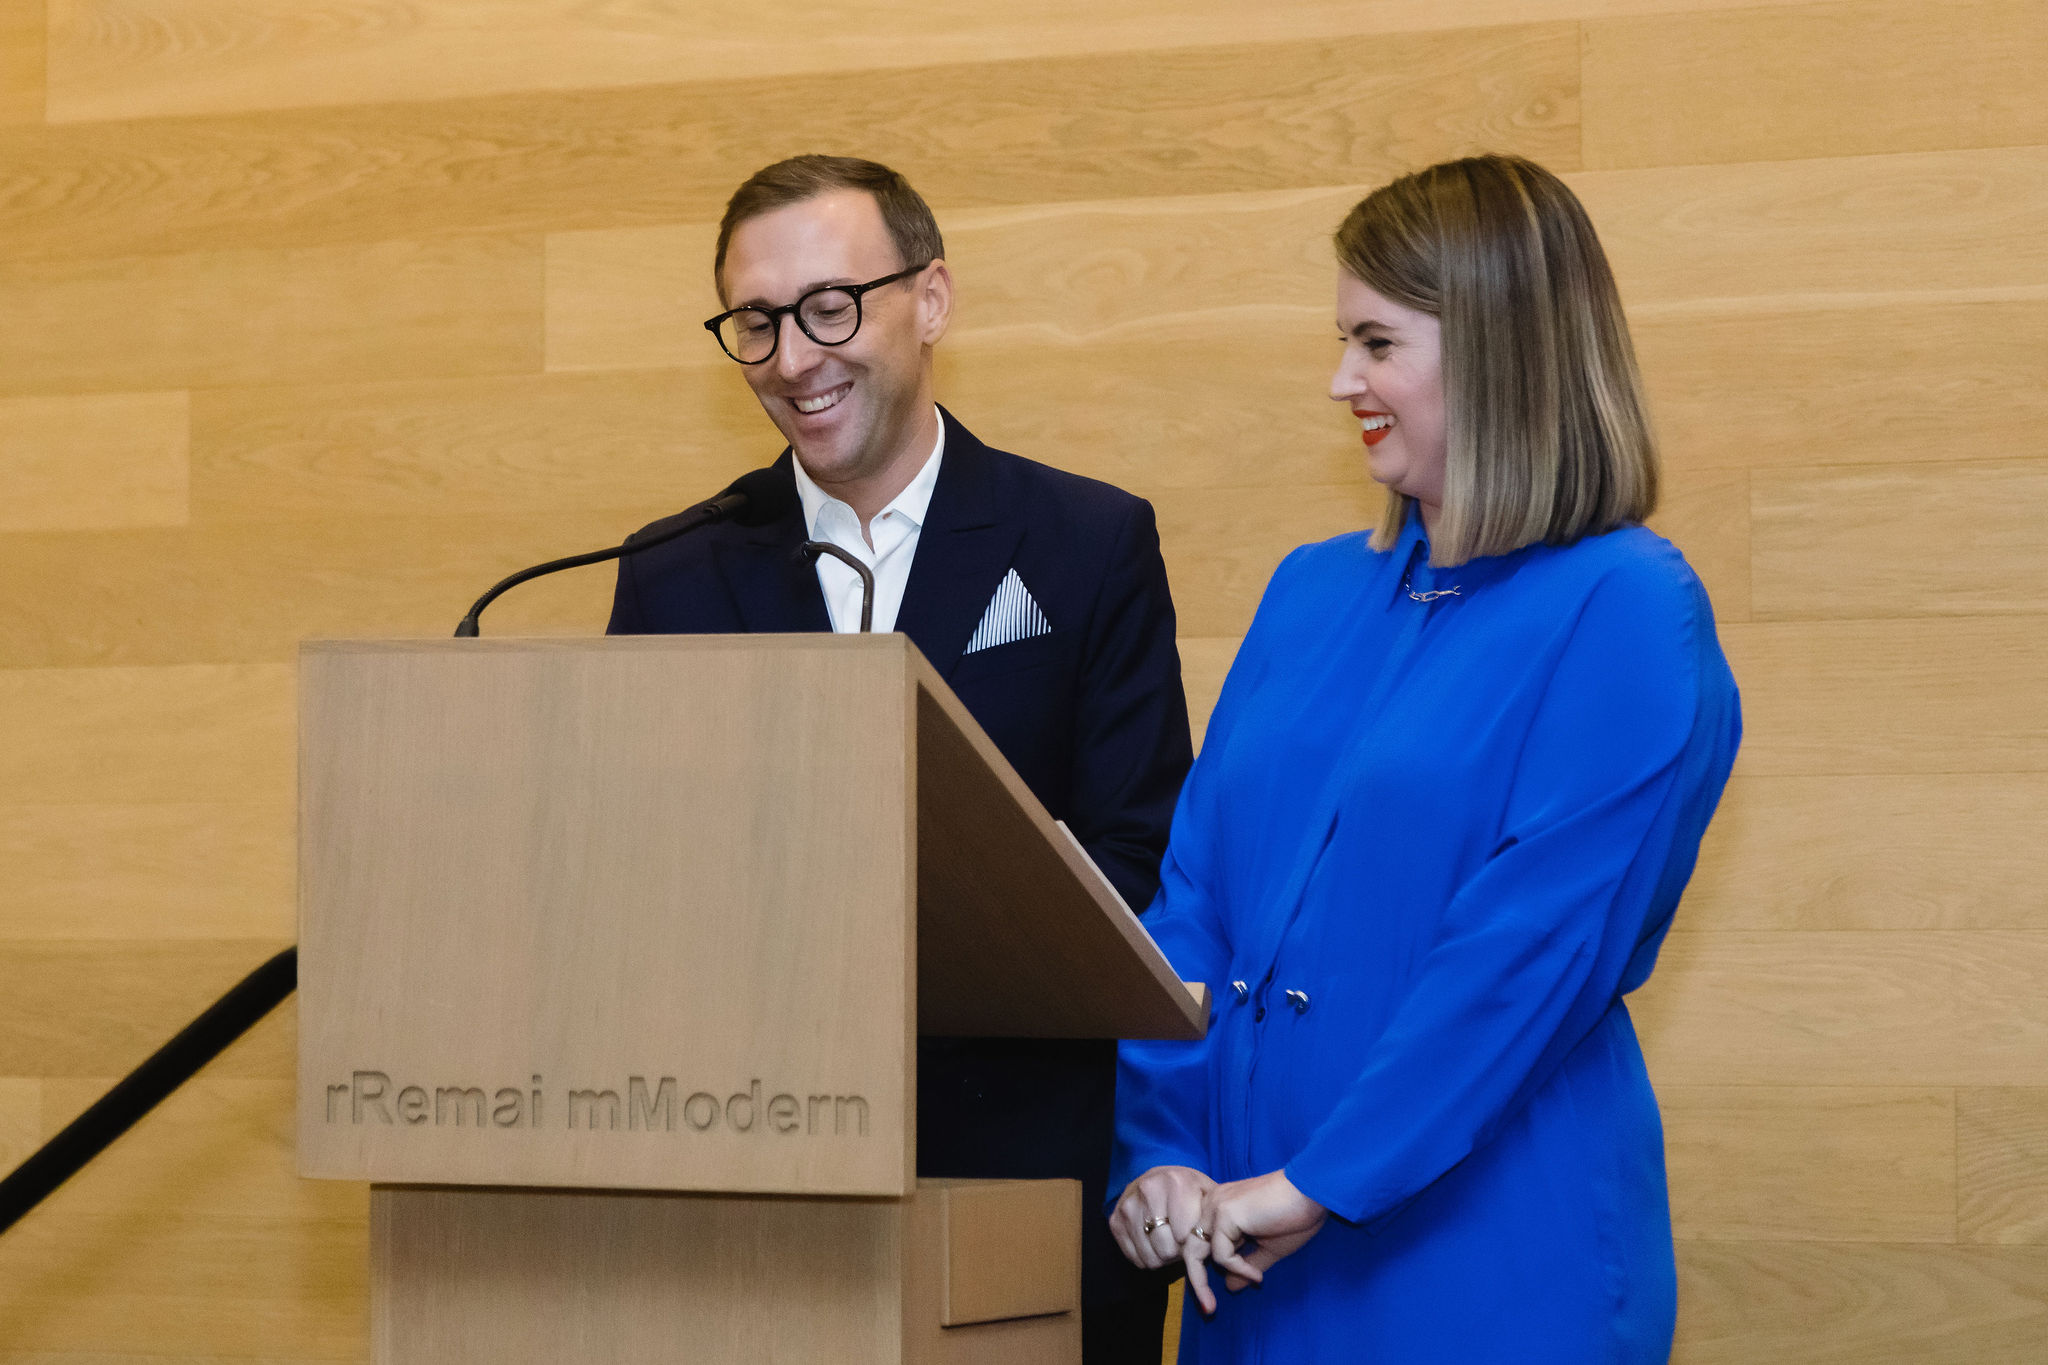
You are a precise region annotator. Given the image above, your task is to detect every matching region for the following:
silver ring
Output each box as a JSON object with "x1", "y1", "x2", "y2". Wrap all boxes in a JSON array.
[
  {"x1": 1142, "y1": 1215, "x2": 1170, "y2": 1234},
  {"x1": 1191, "y1": 1225, "x2": 1211, "y2": 1240}
]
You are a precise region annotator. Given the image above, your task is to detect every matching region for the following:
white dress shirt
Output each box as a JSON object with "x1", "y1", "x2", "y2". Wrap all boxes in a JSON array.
[{"x1": 789, "y1": 409, "x2": 945, "y2": 634}]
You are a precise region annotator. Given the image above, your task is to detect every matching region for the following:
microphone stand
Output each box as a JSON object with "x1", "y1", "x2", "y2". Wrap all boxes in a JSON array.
[
  {"x1": 800, "y1": 542, "x2": 876, "y2": 633},
  {"x1": 452, "y1": 488, "x2": 748, "y2": 637}
]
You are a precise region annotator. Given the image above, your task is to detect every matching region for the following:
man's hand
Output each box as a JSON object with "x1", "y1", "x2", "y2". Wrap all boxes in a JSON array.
[
  {"x1": 1109, "y1": 1165, "x2": 1216, "y2": 1270},
  {"x1": 1182, "y1": 1170, "x2": 1327, "y2": 1314}
]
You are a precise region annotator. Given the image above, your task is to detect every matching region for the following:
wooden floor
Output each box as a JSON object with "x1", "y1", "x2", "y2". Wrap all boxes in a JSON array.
[{"x1": 1, "y1": 0, "x2": 2044, "y2": 1359}]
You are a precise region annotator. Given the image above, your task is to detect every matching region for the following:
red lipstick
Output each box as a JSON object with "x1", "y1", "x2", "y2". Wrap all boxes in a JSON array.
[{"x1": 1353, "y1": 409, "x2": 1395, "y2": 448}]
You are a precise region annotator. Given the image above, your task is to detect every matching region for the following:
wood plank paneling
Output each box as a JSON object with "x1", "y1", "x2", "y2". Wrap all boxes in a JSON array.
[
  {"x1": 0, "y1": 492, "x2": 1409, "y2": 664},
  {"x1": 0, "y1": 1207, "x2": 364, "y2": 1357},
  {"x1": 0, "y1": 514, "x2": 717, "y2": 669},
  {"x1": 0, "y1": 1351, "x2": 351, "y2": 1365},
  {"x1": 942, "y1": 335, "x2": 1364, "y2": 494},
  {"x1": 1633, "y1": 931, "x2": 2048, "y2": 1087},
  {"x1": 0, "y1": 945, "x2": 294, "y2": 1078},
  {"x1": 0, "y1": 487, "x2": 1391, "y2": 666},
  {"x1": 549, "y1": 187, "x2": 1355, "y2": 371},
  {"x1": 4, "y1": 1073, "x2": 346, "y2": 1358},
  {"x1": 0, "y1": 664, "x2": 293, "y2": 806},
  {"x1": 0, "y1": 392, "x2": 189, "y2": 532},
  {"x1": 0, "y1": 238, "x2": 542, "y2": 397},
  {"x1": 0, "y1": 26, "x2": 1578, "y2": 264},
  {"x1": 0, "y1": 801, "x2": 292, "y2": 940},
  {"x1": 543, "y1": 180, "x2": 2048, "y2": 504},
  {"x1": 38, "y1": 1079, "x2": 358, "y2": 1221},
  {"x1": 1155, "y1": 482, "x2": 1381, "y2": 638},
  {"x1": 1674, "y1": 1242, "x2": 2048, "y2": 1365},
  {"x1": 1572, "y1": 147, "x2": 2048, "y2": 306},
  {"x1": 942, "y1": 189, "x2": 1344, "y2": 341},
  {"x1": 193, "y1": 335, "x2": 1369, "y2": 526},
  {"x1": 1662, "y1": 1086, "x2": 1955, "y2": 1242},
  {"x1": 0, "y1": 0, "x2": 42, "y2": 124},
  {"x1": 1685, "y1": 774, "x2": 2048, "y2": 931},
  {"x1": 1582, "y1": 0, "x2": 2048, "y2": 169},
  {"x1": 545, "y1": 224, "x2": 722, "y2": 373},
  {"x1": 1754, "y1": 460, "x2": 2048, "y2": 620},
  {"x1": 5, "y1": 1, "x2": 2043, "y2": 1358},
  {"x1": 1637, "y1": 297, "x2": 2048, "y2": 473},
  {"x1": 1649, "y1": 464, "x2": 1749, "y2": 622},
  {"x1": 1181, "y1": 636, "x2": 1244, "y2": 750},
  {"x1": 192, "y1": 368, "x2": 757, "y2": 522},
  {"x1": 1722, "y1": 618, "x2": 2048, "y2": 775},
  {"x1": 0, "y1": 1076, "x2": 38, "y2": 1174},
  {"x1": 43, "y1": 0, "x2": 1803, "y2": 123},
  {"x1": 1959, "y1": 1088, "x2": 2048, "y2": 1245}
]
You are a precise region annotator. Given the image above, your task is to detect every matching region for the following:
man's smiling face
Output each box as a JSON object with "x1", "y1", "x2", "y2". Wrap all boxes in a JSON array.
[{"x1": 717, "y1": 189, "x2": 948, "y2": 498}]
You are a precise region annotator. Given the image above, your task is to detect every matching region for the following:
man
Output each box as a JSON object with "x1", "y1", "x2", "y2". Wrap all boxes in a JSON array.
[{"x1": 608, "y1": 155, "x2": 1192, "y2": 1360}]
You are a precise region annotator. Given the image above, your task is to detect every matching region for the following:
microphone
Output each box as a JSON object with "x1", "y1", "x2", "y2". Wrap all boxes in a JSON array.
[{"x1": 452, "y1": 467, "x2": 793, "y2": 637}]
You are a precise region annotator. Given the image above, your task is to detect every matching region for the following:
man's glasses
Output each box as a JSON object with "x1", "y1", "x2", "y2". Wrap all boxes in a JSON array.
[{"x1": 704, "y1": 263, "x2": 931, "y2": 365}]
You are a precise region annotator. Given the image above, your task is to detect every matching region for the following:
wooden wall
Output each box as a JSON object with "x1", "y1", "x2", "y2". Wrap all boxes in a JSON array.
[{"x1": 1, "y1": 0, "x2": 2044, "y2": 1359}]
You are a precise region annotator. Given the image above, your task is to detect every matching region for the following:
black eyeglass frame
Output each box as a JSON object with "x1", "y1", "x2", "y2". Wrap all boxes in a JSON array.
[{"x1": 703, "y1": 262, "x2": 932, "y2": 365}]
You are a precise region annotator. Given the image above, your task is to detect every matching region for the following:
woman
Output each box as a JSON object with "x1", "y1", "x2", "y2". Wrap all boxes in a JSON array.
[{"x1": 1107, "y1": 154, "x2": 1740, "y2": 1361}]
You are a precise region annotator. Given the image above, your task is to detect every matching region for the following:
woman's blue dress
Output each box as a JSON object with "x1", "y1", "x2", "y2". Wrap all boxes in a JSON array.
[{"x1": 1112, "y1": 511, "x2": 1741, "y2": 1362}]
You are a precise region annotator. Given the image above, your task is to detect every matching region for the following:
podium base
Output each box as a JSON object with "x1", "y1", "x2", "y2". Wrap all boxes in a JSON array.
[{"x1": 371, "y1": 1178, "x2": 1081, "y2": 1364}]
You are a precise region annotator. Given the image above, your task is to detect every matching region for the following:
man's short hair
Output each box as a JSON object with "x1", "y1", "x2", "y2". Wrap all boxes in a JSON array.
[{"x1": 714, "y1": 155, "x2": 945, "y2": 291}]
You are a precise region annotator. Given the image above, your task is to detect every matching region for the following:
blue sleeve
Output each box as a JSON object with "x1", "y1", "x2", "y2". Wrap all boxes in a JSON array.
[
  {"x1": 1066, "y1": 498, "x2": 1193, "y2": 914},
  {"x1": 1105, "y1": 546, "x2": 1308, "y2": 1208},
  {"x1": 1284, "y1": 562, "x2": 1736, "y2": 1225}
]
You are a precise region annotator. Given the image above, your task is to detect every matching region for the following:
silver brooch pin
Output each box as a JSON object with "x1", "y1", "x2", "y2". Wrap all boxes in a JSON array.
[{"x1": 1401, "y1": 568, "x2": 1462, "y2": 603}]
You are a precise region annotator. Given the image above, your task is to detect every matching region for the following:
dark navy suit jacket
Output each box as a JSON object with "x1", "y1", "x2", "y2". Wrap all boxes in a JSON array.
[{"x1": 608, "y1": 408, "x2": 1192, "y2": 1304}]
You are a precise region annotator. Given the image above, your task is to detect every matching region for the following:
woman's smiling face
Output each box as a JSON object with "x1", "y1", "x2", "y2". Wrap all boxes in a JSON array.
[{"x1": 1330, "y1": 271, "x2": 1447, "y2": 521}]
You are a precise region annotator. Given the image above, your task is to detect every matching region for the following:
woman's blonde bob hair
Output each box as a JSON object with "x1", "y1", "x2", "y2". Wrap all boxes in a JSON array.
[{"x1": 1336, "y1": 154, "x2": 1658, "y2": 566}]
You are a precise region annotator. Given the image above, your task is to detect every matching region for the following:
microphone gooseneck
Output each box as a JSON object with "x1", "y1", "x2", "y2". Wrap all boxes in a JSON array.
[
  {"x1": 800, "y1": 541, "x2": 877, "y2": 633},
  {"x1": 453, "y1": 467, "x2": 791, "y2": 638}
]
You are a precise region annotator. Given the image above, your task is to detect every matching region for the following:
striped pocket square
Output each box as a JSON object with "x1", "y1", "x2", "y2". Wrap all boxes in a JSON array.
[{"x1": 963, "y1": 568, "x2": 1052, "y2": 654}]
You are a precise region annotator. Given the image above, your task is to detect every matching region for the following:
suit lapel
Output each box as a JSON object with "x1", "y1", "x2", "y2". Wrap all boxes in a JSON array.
[
  {"x1": 719, "y1": 450, "x2": 832, "y2": 633},
  {"x1": 896, "y1": 409, "x2": 1025, "y2": 680}
]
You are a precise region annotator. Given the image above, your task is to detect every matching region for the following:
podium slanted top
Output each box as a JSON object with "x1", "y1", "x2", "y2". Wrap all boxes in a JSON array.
[{"x1": 298, "y1": 634, "x2": 1204, "y2": 1196}]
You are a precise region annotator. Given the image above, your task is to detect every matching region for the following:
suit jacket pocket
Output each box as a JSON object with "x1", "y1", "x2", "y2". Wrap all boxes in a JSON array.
[{"x1": 949, "y1": 628, "x2": 1070, "y2": 683}]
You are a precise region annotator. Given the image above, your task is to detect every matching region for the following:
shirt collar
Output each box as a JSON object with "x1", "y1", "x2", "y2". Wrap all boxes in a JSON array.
[
  {"x1": 791, "y1": 405, "x2": 946, "y2": 539},
  {"x1": 1387, "y1": 501, "x2": 1430, "y2": 596},
  {"x1": 1388, "y1": 499, "x2": 1547, "y2": 603}
]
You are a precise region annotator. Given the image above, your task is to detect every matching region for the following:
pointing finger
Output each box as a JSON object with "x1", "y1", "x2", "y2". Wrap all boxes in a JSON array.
[{"x1": 1183, "y1": 1238, "x2": 1217, "y2": 1315}]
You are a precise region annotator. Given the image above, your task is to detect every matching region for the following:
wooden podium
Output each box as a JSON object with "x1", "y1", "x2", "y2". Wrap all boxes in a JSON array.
[{"x1": 295, "y1": 635, "x2": 1207, "y2": 1363}]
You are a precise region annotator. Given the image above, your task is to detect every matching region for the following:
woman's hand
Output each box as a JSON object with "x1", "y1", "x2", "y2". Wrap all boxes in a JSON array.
[
  {"x1": 1109, "y1": 1165, "x2": 1216, "y2": 1270},
  {"x1": 1183, "y1": 1170, "x2": 1328, "y2": 1314}
]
